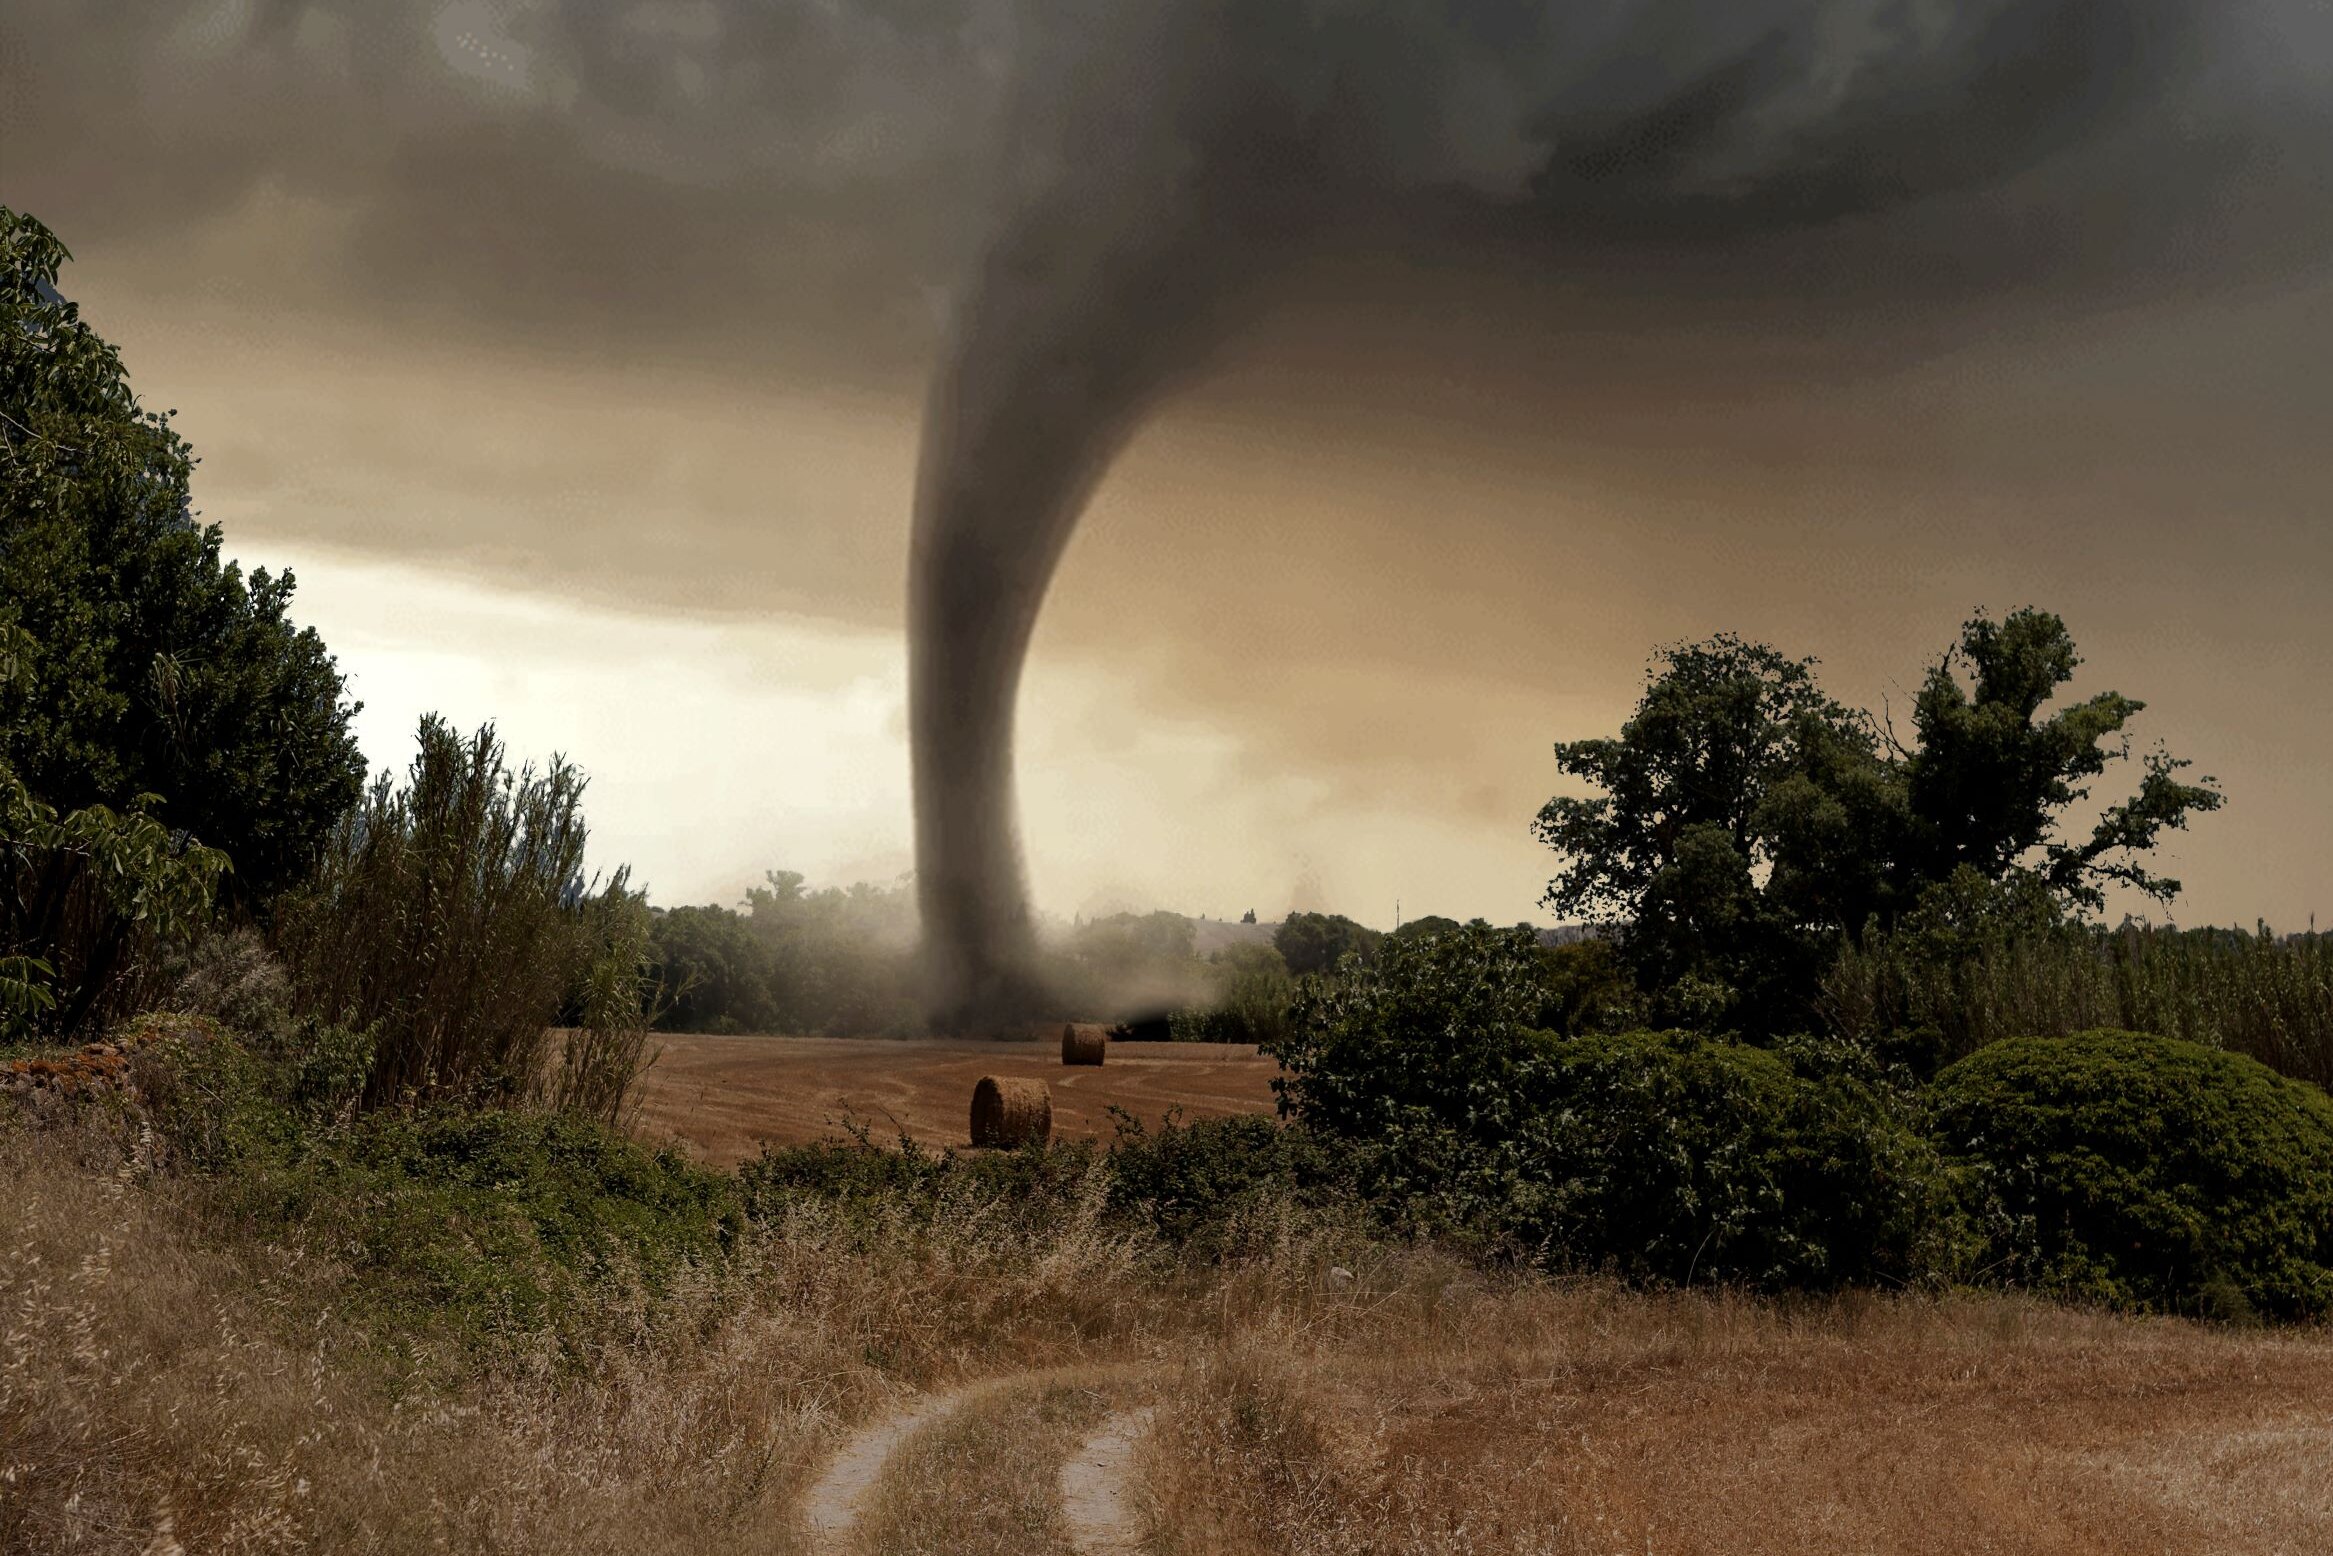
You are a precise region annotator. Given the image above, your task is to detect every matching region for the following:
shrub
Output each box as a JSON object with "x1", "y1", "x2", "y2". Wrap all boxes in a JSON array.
[
  {"x1": 2, "y1": 758, "x2": 230, "y2": 1041},
  {"x1": 1510, "y1": 1030, "x2": 1953, "y2": 1289},
  {"x1": 739, "y1": 1130, "x2": 1102, "y2": 1246},
  {"x1": 273, "y1": 716, "x2": 652, "y2": 1113},
  {"x1": 1930, "y1": 1030, "x2": 2333, "y2": 1319},
  {"x1": 130, "y1": 1019, "x2": 739, "y2": 1345},
  {"x1": 1105, "y1": 1112, "x2": 1351, "y2": 1253},
  {"x1": 1266, "y1": 922, "x2": 1550, "y2": 1155},
  {"x1": 1267, "y1": 926, "x2": 1951, "y2": 1286},
  {"x1": 1174, "y1": 943, "x2": 1296, "y2": 1047}
]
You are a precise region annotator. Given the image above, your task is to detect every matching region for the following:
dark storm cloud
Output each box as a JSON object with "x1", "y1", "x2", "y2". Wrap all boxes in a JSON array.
[
  {"x1": 4, "y1": 2, "x2": 2326, "y2": 376},
  {"x1": 892, "y1": 0, "x2": 2333, "y2": 1016},
  {"x1": 6, "y1": 2, "x2": 2328, "y2": 996}
]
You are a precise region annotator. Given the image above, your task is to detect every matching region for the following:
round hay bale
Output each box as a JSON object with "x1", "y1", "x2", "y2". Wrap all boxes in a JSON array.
[
  {"x1": 970, "y1": 1075, "x2": 1053, "y2": 1148},
  {"x1": 1061, "y1": 1023, "x2": 1108, "y2": 1066}
]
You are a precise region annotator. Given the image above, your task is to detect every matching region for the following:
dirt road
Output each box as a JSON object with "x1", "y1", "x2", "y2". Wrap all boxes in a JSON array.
[{"x1": 630, "y1": 1033, "x2": 1280, "y2": 1165}]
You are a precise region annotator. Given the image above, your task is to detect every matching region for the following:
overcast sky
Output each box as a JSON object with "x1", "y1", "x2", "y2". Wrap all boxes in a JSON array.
[{"x1": 6, "y1": 1, "x2": 2328, "y2": 929}]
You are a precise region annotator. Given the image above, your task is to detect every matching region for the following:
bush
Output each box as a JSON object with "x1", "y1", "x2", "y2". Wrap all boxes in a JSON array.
[
  {"x1": 1, "y1": 761, "x2": 231, "y2": 1042},
  {"x1": 1931, "y1": 1030, "x2": 2333, "y2": 1319},
  {"x1": 1510, "y1": 1030, "x2": 1952, "y2": 1289},
  {"x1": 1267, "y1": 926, "x2": 1950, "y2": 1286},
  {"x1": 274, "y1": 716, "x2": 652, "y2": 1113},
  {"x1": 1104, "y1": 1112, "x2": 1350, "y2": 1254},
  {"x1": 739, "y1": 1130, "x2": 1103, "y2": 1247},
  {"x1": 1267, "y1": 922, "x2": 1550, "y2": 1155},
  {"x1": 130, "y1": 1019, "x2": 739, "y2": 1345}
]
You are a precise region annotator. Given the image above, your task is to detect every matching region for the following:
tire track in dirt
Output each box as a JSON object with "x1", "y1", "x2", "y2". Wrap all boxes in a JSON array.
[
  {"x1": 799, "y1": 1384, "x2": 986, "y2": 1544},
  {"x1": 1060, "y1": 1406, "x2": 1156, "y2": 1553},
  {"x1": 797, "y1": 1365, "x2": 1147, "y2": 1552}
]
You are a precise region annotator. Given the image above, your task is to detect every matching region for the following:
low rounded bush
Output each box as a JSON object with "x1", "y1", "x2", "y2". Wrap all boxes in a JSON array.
[
  {"x1": 1931, "y1": 1030, "x2": 2333, "y2": 1319},
  {"x1": 1512, "y1": 1030, "x2": 1951, "y2": 1290}
]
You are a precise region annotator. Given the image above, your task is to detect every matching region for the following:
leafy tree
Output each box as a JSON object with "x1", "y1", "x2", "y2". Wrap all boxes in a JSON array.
[
  {"x1": 1, "y1": 207, "x2": 363, "y2": 906},
  {"x1": 1530, "y1": 937, "x2": 1641, "y2": 1036},
  {"x1": 1535, "y1": 635, "x2": 1869, "y2": 1028},
  {"x1": 3, "y1": 752, "x2": 230, "y2": 1039},
  {"x1": 1538, "y1": 613, "x2": 2223, "y2": 1033},
  {"x1": 1390, "y1": 914, "x2": 1463, "y2": 942},
  {"x1": 1896, "y1": 609, "x2": 2222, "y2": 912},
  {"x1": 1273, "y1": 910, "x2": 1383, "y2": 977},
  {"x1": 649, "y1": 903, "x2": 780, "y2": 1034}
]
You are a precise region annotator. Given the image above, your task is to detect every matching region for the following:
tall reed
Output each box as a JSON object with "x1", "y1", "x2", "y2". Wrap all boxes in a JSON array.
[{"x1": 1823, "y1": 922, "x2": 2333, "y2": 1087}]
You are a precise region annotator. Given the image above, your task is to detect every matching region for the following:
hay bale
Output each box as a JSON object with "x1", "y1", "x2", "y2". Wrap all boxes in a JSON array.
[
  {"x1": 1061, "y1": 1023, "x2": 1108, "y2": 1066},
  {"x1": 970, "y1": 1075, "x2": 1053, "y2": 1147}
]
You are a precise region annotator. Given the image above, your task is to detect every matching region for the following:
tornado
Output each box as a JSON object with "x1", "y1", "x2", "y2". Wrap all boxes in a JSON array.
[{"x1": 909, "y1": 0, "x2": 2202, "y2": 1026}]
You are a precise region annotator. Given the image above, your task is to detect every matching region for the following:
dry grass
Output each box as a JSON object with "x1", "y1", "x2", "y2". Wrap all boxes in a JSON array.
[
  {"x1": 0, "y1": 1120, "x2": 1159, "y2": 1555},
  {"x1": 5, "y1": 1115, "x2": 2330, "y2": 1555},
  {"x1": 1140, "y1": 1280, "x2": 2333, "y2": 1555},
  {"x1": 854, "y1": 1380, "x2": 1110, "y2": 1555}
]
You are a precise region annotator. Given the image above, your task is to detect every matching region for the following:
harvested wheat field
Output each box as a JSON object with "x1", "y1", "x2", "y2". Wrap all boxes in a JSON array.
[{"x1": 630, "y1": 1033, "x2": 1279, "y2": 1164}]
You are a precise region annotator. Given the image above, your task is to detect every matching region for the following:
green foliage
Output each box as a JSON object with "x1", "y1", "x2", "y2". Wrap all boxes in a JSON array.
[
  {"x1": 1266, "y1": 922, "x2": 1552, "y2": 1157},
  {"x1": 1103, "y1": 1111, "x2": 1351, "y2": 1255},
  {"x1": 546, "y1": 881, "x2": 661, "y2": 1124},
  {"x1": 1539, "y1": 612, "x2": 2225, "y2": 1034},
  {"x1": 1169, "y1": 942, "x2": 1296, "y2": 1046},
  {"x1": 0, "y1": 208, "x2": 364, "y2": 908},
  {"x1": 1266, "y1": 926, "x2": 1949, "y2": 1288},
  {"x1": 131, "y1": 1017, "x2": 738, "y2": 1348},
  {"x1": 1508, "y1": 1030, "x2": 1952, "y2": 1289},
  {"x1": 1272, "y1": 911, "x2": 1384, "y2": 978},
  {"x1": 273, "y1": 716, "x2": 650, "y2": 1112},
  {"x1": 1824, "y1": 877, "x2": 2333, "y2": 1088},
  {"x1": 3, "y1": 756, "x2": 230, "y2": 1040},
  {"x1": 1536, "y1": 634, "x2": 1871, "y2": 1031},
  {"x1": 1931, "y1": 1031, "x2": 2333, "y2": 1319},
  {"x1": 651, "y1": 901, "x2": 780, "y2": 1034},
  {"x1": 648, "y1": 870, "x2": 924, "y2": 1036},
  {"x1": 1529, "y1": 937, "x2": 1642, "y2": 1036},
  {"x1": 1903, "y1": 613, "x2": 2223, "y2": 912},
  {"x1": 739, "y1": 1129, "x2": 1102, "y2": 1245}
]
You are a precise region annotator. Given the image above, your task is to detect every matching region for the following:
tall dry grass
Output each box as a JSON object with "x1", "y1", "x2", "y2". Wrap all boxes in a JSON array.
[
  {"x1": 1138, "y1": 1280, "x2": 2333, "y2": 1555},
  {"x1": 854, "y1": 1380, "x2": 1108, "y2": 1555},
  {"x1": 0, "y1": 1117, "x2": 1197, "y2": 1555},
  {"x1": 7, "y1": 1110, "x2": 2331, "y2": 1555}
]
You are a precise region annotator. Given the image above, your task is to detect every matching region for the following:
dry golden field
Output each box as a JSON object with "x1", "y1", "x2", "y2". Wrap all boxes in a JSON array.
[
  {"x1": 7, "y1": 1113, "x2": 2331, "y2": 1556},
  {"x1": 630, "y1": 1033, "x2": 1281, "y2": 1163}
]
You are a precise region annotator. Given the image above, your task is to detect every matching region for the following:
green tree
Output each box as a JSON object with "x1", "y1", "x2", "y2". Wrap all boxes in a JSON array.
[
  {"x1": 1896, "y1": 609, "x2": 2222, "y2": 912},
  {"x1": 3, "y1": 752, "x2": 230, "y2": 1039},
  {"x1": 649, "y1": 903, "x2": 780, "y2": 1034},
  {"x1": 1539, "y1": 613, "x2": 2223, "y2": 1034},
  {"x1": 1273, "y1": 910, "x2": 1384, "y2": 977},
  {"x1": 1, "y1": 208, "x2": 363, "y2": 907},
  {"x1": 1535, "y1": 635, "x2": 1870, "y2": 1028}
]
